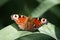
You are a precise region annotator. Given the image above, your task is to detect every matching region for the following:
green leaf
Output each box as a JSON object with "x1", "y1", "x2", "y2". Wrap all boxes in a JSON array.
[
  {"x1": 0, "y1": 0, "x2": 60, "y2": 40},
  {"x1": 0, "y1": 0, "x2": 9, "y2": 7},
  {"x1": 31, "y1": 0, "x2": 59, "y2": 17},
  {"x1": 16, "y1": 33, "x2": 55, "y2": 40},
  {"x1": 50, "y1": 6, "x2": 60, "y2": 18},
  {"x1": 0, "y1": 23, "x2": 39, "y2": 40},
  {"x1": 38, "y1": 23, "x2": 58, "y2": 40}
]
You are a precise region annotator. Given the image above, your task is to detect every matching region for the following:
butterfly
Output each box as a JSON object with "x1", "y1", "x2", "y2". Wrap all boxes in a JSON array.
[{"x1": 11, "y1": 14, "x2": 47, "y2": 31}]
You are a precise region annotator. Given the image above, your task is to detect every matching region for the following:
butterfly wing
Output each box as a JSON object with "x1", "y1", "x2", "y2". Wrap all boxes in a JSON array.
[
  {"x1": 16, "y1": 16, "x2": 28, "y2": 30},
  {"x1": 11, "y1": 14, "x2": 47, "y2": 31},
  {"x1": 27, "y1": 18, "x2": 41, "y2": 31}
]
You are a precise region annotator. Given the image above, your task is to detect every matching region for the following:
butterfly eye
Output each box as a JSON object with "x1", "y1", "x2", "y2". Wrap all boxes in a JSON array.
[
  {"x1": 11, "y1": 14, "x2": 19, "y2": 20},
  {"x1": 41, "y1": 18, "x2": 47, "y2": 24},
  {"x1": 14, "y1": 14, "x2": 19, "y2": 18}
]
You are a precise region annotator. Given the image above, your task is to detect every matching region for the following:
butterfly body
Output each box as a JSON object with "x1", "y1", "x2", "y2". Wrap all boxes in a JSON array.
[{"x1": 11, "y1": 14, "x2": 47, "y2": 31}]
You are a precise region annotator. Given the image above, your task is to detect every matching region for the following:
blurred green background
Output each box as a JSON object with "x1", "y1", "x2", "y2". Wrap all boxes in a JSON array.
[
  {"x1": 0, "y1": 0, "x2": 39, "y2": 29},
  {"x1": 0, "y1": 0, "x2": 60, "y2": 40}
]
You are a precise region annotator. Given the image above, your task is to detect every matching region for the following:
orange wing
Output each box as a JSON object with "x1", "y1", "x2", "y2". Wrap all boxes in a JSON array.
[{"x1": 16, "y1": 16, "x2": 28, "y2": 30}]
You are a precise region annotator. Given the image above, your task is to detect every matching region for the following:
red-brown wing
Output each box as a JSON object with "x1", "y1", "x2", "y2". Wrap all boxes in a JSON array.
[
  {"x1": 27, "y1": 18, "x2": 41, "y2": 31},
  {"x1": 32, "y1": 18, "x2": 41, "y2": 27}
]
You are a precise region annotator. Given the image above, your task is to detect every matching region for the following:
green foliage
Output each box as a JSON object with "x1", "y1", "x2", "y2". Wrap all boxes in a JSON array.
[{"x1": 0, "y1": 0, "x2": 60, "y2": 40}]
